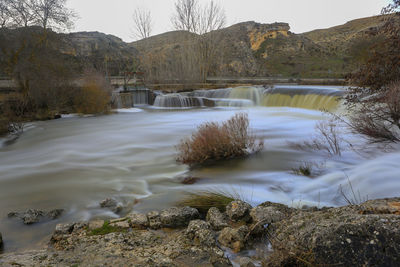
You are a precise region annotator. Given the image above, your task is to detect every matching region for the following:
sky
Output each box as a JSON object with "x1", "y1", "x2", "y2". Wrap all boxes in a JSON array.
[{"x1": 67, "y1": 0, "x2": 390, "y2": 42}]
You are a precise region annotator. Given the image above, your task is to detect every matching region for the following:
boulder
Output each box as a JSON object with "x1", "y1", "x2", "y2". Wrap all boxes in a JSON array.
[
  {"x1": 206, "y1": 207, "x2": 229, "y2": 230},
  {"x1": 160, "y1": 206, "x2": 199, "y2": 228},
  {"x1": 218, "y1": 225, "x2": 249, "y2": 252},
  {"x1": 110, "y1": 221, "x2": 130, "y2": 229},
  {"x1": 99, "y1": 198, "x2": 123, "y2": 213},
  {"x1": 226, "y1": 201, "x2": 252, "y2": 222},
  {"x1": 266, "y1": 198, "x2": 400, "y2": 266},
  {"x1": 127, "y1": 213, "x2": 149, "y2": 228},
  {"x1": 185, "y1": 220, "x2": 215, "y2": 246},
  {"x1": 237, "y1": 256, "x2": 256, "y2": 267},
  {"x1": 7, "y1": 209, "x2": 64, "y2": 225},
  {"x1": 147, "y1": 211, "x2": 162, "y2": 229},
  {"x1": 88, "y1": 220, "x2": 104, "y2": 230}
]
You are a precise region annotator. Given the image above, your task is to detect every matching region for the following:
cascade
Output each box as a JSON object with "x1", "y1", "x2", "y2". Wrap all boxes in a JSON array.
[
  {"x1": 262, "y1": 86, "x2": 344, "y2": 111},
  {"x1": 153, "y1": 94, "x2": 203, "y2": 108}
]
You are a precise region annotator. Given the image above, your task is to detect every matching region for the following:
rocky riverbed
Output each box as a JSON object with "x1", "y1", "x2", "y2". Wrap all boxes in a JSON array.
[{"x1": 0, "y1": 198, "x2": 399, "y2": 266}]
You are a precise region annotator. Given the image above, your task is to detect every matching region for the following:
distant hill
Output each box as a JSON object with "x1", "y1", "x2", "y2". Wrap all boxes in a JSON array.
[{"x1": 1, "y1": 15, "x2": 388, "y2": 81}]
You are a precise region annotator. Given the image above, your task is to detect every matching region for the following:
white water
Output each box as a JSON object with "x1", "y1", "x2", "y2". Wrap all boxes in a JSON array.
[{"x1": 0, "y1": 85, "x2": 399, "y2": 252}]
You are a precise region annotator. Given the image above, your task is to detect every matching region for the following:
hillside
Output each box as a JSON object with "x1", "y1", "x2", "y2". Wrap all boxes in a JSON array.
[
  {"x1": 125, "y1": 15, "x2": 387, "y2": 80},
  {"x1": 1, "y1": 15, "x2": 385, "y2": 81}
]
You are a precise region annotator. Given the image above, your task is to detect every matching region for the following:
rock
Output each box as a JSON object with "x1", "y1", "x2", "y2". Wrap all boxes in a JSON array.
[
  {"x1": 147, "y1": 211, "x2": 162, "y2": 229},
  {"x1": 88, "y1": 220, "x2": 104, "y2": 230},
  {"x1": 47, "y1": 209, "x2": 64, "y2": 220},
  {"x1": 127, "y1": 213, "x2": 149, "y2": 228},
  {"x1": 218, "y1": 226, "x2": 249, "y2": 252},
  {"x1": 8, "y1": 209, "x2": 44, "y2": 225},
  {"x1": 51, "y1": 223, "x2": 75, "y2": 243},
  {"x1": 237, "y1": 256, "x2": 256, "y2": 267},
  {"x1": 54, "y1": 223, "x2": 75, "y2": 235},
  {"x1": 226, "y1": 201, "x2": 252, "y2": 222},
  {"x1": 181, "y1": 176, "x2": 199, "y2": 185},
  {"x1": 7, "y1": 209, "x2": 64, "y2": 225},
  {"x1": 185, "y1": 220, "x2": 215, "y2": 246},
  {"x1": 160, "y1": 206, "x2": 199, "y2": 228},
  {"x1": 110, "y1": 221, "x2": 130, "y2": 229},
  {"x1": 0, "y1": 232, "x2": 2, "y2": 249},
  {"x1": 250, "y1": 206, "x2": 285, "y2": 224},
  {"x1": 266, "y1": 199, "x2": 400, "y2": 266},
  {"x1": 206, "y1": 207, "x2": 229, "y2": 230},
  {"x1": 99, "y1": 198, "x2": 123, "y2": 213}
]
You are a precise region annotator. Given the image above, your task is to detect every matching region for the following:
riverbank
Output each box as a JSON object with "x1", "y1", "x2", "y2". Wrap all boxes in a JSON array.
[{"x1": 1, "y1": 197, "x2": 399, "y2": 266}]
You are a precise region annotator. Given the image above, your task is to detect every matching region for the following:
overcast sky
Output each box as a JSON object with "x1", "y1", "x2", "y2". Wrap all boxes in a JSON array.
[{"x1": 67, "y1": 0, "x2": 390, "y2": 42}]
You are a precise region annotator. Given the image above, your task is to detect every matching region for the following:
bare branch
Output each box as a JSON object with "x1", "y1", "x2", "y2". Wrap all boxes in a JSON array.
[{"x1": 131, "y1": 7, "x2": 153, "y2": 40}]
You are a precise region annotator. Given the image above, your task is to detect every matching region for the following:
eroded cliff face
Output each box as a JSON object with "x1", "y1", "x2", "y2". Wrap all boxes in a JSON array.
[{"x1": 247, "y1": 22, "x2": 290, "y2": 52}]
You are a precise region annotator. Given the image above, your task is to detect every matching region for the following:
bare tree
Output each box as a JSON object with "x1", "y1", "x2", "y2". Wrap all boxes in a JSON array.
[
  {"x1": 8, "y1": 0, "x2": 36, "y2": 27},
  {"x1": 131, "y1": 7, "x2": 153, "y2": 40},
  {"x1": 171, "y1": 0, "x2": 226, "y2": 83},
  {"x1": 30, "y1": 0, "x2": 76, "y2": 30},
  {"x1": 171, "y1": 0, "x2": 199, "y2": 33},
  {"x1": 0, "y1": 0, "x2": 12, "y2": 28}
]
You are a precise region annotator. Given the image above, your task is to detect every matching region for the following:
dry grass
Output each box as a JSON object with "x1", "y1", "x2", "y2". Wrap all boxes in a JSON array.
[
  {"x1": 74, "y1": 72, "x2": 112, "y2": 115},
  {"x1": 177, "y1": 190, "x2": 242, "y2": 215},
  {"x1": 176, "y1": 113, "x2": 264, "y2": 167},
  {"x1": 291, "y1": 119, "x2": 343, "y2": 157}
]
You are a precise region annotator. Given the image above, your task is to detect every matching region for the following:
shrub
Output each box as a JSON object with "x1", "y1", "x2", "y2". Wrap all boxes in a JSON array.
[
  {"x1": 73, "y1": 72, "x2": 112, "y2": 114},
  {"x1": 346, "y1": 80, "x2": 400, "y2": 143},
  {"x1": 176, "y1": 113, "x2": 263, "y2": 167},
  {"x1": 178, "y1": 190, "x2": 241, "y2": 215},
  {"x1": 292, "y1": 162, "x2": 313, "y2": 177},
  {"x1": 291, "y1": 119, "x2": 343, "y2": 156}
]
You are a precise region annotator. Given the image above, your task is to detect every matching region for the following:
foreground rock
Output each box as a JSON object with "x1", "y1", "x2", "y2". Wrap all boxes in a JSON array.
[
  {"x1": 0, "y1": 232, "x2": 2, "y2": 249},
  {"x1": 7, "y1": 209, "x2": 64, "y2": 224},
  {"x1": 1, "y1": 198, "x2": 400, "y2": 266},
  {"x1": 266, "y1": 198, "x2": 400, "y2": 266}
]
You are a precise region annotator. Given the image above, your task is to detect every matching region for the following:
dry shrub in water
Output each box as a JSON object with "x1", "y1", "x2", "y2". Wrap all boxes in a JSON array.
[
  {"x1": 347, "y1": 81, "x2": 400, "y2": 143},
  {"x1": 176, "y1": 113, "x2": 263, "y2": 166},
  {"x1": 291, "y1": 119, "x2": 343, "y2": 156},
  {"x1": 74, "y1": 72, "x2": 112, "y2": 114}
]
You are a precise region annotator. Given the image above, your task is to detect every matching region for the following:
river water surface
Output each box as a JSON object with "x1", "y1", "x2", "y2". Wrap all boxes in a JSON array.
[{"x1": 1, "y1": 85, "x2": 400, "y2": 252}]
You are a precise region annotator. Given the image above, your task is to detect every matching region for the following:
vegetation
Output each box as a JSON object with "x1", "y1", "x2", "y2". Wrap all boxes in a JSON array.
[
  {"x1": 345, "y1": 1, "x2": 400, "y2": 143},
  {"x1": 178, "y1": 191, "x2": 238, "y2": 214},
  {"x1": 73, "y1": 72, "x2": 112, "y2": 115},
  {"x1": 176, "y1": 113, "x2": 263, "y2": 167},
  {"x1": 292, "y1": 162, "x2": 313, "y2": 177},
  {"x1": 88, "y1": 221, "x2": 126, "y2": 236},
  {"x1": 291, "y1": 120, "x2": 343, "y2": 157}
]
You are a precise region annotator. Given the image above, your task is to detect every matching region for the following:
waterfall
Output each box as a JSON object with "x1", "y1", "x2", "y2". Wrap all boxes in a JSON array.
[
  {"x1": 111, "y1": 88, "x2": 155, "y2": 108},
  {"x1": 262, "y1": 86, "x2": 343, "y2": 111},
  {"x1": 153, "y1": 94, "x2": 203, "y2": 108},
  {"x1": 152, "y1": 85, "x2": 344, "y2": 110}
]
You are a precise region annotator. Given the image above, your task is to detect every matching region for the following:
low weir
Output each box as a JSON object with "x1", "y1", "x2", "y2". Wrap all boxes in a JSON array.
[{"x1": 153, "y1": 85, "x2": 344, "y2": 110}]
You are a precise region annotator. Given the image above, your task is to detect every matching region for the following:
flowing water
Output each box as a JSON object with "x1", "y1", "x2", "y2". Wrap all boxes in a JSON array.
[{"x1": 1, "y1": 85, "x2": 399, "y2": 253}]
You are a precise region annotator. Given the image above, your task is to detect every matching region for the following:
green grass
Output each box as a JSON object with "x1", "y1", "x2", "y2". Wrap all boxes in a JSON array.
[
  {"x1": 88, "y1": 221, "x2": 126, "y2": 236},
  {"x1": 177, "y1": 189, "x2": 245, "y2": 215}
]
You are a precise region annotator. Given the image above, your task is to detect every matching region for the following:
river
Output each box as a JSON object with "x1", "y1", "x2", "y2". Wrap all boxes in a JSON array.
[{"x1": 1, "y1": 85, "x2": 399, "y2": 252}]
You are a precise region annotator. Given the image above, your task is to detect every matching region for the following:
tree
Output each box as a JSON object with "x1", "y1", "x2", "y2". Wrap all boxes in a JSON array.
[
  {"x1": 131, "y1": 7, "x2": 153, "y2": 40},
  {"x1": 8, "y1": 0, "x2": 36, "y2": 27},
  {"x1": 344, "y1": 0, "x2": 400, "y2": 143},
  {"x1": 171, "y1": 0, "x2": 226, "y2": 82},
  {"x1": 0, "y1": 0, "x2": 12, "y2": 28},
  {"x1": 171, "y1": 0, "x2": 199, "y2": 33},
  {"x1": 30, "y1": 0, "x2": 76, "y2": 30}
]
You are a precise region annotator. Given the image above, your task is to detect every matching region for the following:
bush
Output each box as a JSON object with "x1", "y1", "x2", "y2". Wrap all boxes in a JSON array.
[
  {"x1": 176, "y1": 113, "x2": 263, "y2": 167},
  {"x1": 291, "y1": 119, "x2": 343, "y2": 156},
  {"x1": 73, "y1": 72, "x2": 112, "y2": 114},
  {"x1": 347, "y1": 80, "x2": 400, "y2": 143},
  {"x1": 178, "y1": 191, "x2": 237, "y2": 215}
]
